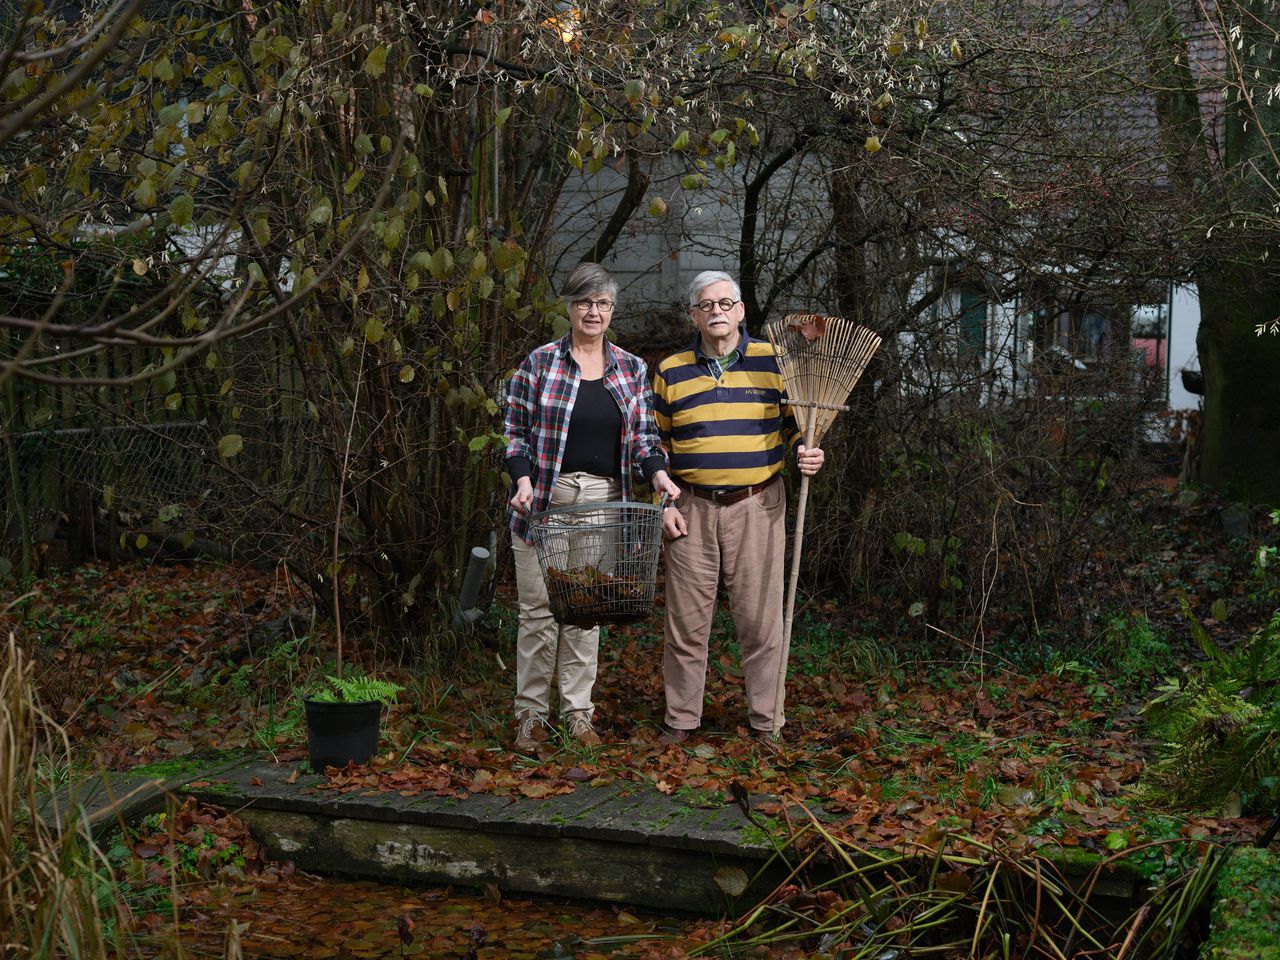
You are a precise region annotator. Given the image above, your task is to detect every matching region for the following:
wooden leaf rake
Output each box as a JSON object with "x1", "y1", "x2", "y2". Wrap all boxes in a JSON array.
[{"x1": 765, "y1": 313, "x2": 882, "y2": 734}]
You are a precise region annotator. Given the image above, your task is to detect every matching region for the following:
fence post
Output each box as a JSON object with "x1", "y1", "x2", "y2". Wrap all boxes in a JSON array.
[{"x1": 2, "y1": 376, "x2": 33, "y2": 579}]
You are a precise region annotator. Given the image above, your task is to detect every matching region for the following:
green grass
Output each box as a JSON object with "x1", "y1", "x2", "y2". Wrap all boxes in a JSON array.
[
  {"x1": 787, "y1": 616, "x2": 895, "y2": 677},
  {"x1": 941, "y1": 732, "x2": 988, "y2": 772}
]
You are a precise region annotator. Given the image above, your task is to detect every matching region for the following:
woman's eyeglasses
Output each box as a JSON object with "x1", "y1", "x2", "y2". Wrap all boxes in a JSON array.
[
  {"x1": 694, "y1": 298, "x2": 740, "y2": 313},
  {"x1": 572, "y1": 299, "x2": 615, "y2": 312}
]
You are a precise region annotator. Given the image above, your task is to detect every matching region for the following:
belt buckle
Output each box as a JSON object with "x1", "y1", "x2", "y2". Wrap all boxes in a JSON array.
[{"x1": 711, "y1": 488, "x2": 736, "y2": 504}]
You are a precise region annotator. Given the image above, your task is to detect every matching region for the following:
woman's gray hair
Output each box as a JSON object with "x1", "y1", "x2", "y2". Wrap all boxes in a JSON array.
[
  {"x1": 688, "y1": 270, "x2": 740, "y2": 306},
  {"x1": 562, "y1": 262, "x2": 619, "y2": 303}
]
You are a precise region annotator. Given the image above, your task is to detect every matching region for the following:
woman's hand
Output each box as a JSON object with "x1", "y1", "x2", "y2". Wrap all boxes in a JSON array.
[
  {"x1": 651, "y1": 469, "x2": 682, "y2": 503},
  {"x1": 797, "y1": 444, "x2": 825, "y2": 476},
  {"x1": 509, "y1": 476, "x2": 534, "y2": 512}
]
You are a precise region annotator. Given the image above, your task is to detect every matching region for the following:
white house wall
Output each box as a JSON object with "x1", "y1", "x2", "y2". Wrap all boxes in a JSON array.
[
  {"x1": 1167, "y1": 284, "x2": 1202, "y2": 412},
  {"x1": 548, "y1": 156, "x2": 831, "y2": 341},
  {"x1": 546, "y1": 162, "x2": 1204, "y2": 413}
]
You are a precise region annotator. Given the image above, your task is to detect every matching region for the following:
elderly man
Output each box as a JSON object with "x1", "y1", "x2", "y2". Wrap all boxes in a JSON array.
[{"x1": 652, "y1": 270, "x2": 825, "y2": 743}]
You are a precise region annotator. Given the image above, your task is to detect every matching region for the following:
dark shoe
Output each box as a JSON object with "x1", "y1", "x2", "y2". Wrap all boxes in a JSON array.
[
  {"x1": 658, "y1": 725, "x2": 694, "y2": 745},
  {"x1": 749, "y1": 727, "x2": 782, "y2": 749}
]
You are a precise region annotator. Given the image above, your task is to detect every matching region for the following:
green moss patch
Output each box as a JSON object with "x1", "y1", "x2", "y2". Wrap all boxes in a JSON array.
[
  {"x1": 124, "y1": 750, "x2": 252, "y2": 784},
  {"x1": 1202, "y1": 846, "x2": 1280, "y2": 960}
]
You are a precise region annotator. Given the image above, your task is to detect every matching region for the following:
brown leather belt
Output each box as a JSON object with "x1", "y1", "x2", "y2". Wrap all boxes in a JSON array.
[{"x1": 675, "y1": 473, "x2": 780, "y2": 506}]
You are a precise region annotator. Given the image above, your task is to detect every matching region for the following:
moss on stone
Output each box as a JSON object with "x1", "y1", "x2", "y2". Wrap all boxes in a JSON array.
[
  {"x1": 123, "y1": 750, "x2": 254, "y2": 788},
  {"x1": 1202, "y1": 846, "x2": 1280, "y2": 960},
  {"x1": 189, "y1": 779, "x2": 238, "y2": 797},
  {"x1": 1032, "y1": 845, "x2": 1150, "y2": 881},
  {"x1": 738, "y1": 820, "x2": 784, "y2": 847}
]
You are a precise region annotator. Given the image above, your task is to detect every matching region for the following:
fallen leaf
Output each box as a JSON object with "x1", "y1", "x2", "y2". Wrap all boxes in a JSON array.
[
  {"x1": 397, "y1": 913, "x2": 414, "y2": 946},
  {"x1": 997, "y1": 786, "x2": 1036, "y2": 807},
  {"x1": 714, "y1": 866, "x2": 749, "y2": 897}
]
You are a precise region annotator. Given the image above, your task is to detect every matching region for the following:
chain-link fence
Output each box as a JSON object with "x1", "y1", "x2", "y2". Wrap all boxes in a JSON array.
[
  {"x1": 1, "y1": 419, "x2": 219, "y2": 565},
  {"x1": 0, "y1": 316, "x2": 335, "y2": 575}
]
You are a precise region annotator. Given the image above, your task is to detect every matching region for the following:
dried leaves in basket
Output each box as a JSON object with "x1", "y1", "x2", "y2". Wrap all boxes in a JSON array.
[{"x1": 545, "y1": 565, "x2": 651, "y2": 626}]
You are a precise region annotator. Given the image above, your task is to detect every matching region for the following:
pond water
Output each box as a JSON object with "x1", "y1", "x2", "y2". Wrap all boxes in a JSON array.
[{"x1": 174, "y1": 874, "x2": 698, "y2": 959}]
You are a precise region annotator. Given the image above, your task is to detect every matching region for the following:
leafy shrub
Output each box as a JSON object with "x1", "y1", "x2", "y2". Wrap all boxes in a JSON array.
[
  {"x1": 804, "y1": 346, "x2": 1161, "y2": 645},
  {"x1": 1202, "y1": 847, "x2": 1280, "y2": 960},
  {"x1": 1252, "y1": 508, "x2": 1280, "y2": 607},
  {"x1": 1106, "y1": 613, "x2": 1173, "y2": 683},
  {"x1": 1142, "y1": 604, "x2": 1280, "y2": 814}
]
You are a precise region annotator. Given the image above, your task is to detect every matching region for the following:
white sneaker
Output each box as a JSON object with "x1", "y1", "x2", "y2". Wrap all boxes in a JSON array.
[
  {"x1": 564, "y1": 710, "x2": 602, "y2": 746},
  {"x1": 514, "y1": 711, "x2": 547, "y2": 752}
]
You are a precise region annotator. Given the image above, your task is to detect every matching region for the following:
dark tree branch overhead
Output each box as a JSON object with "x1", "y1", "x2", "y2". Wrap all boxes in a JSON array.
[
  {"x1": 762, "y1": 239, "x2": 836, "y2": 320},
  {"x1": 739, "y1": 137, "x2": 807, "y2": 326},
  {"x1": 0, "y1": 0, "x2": 146, "y2": 149},
  {"x1": 582, "y1": 149, "x2": 651, "y2": 265}
]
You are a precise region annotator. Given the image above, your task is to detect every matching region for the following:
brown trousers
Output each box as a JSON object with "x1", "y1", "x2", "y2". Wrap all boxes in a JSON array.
[{"x1": 662, "y1": 478, "x2": 787, "y2": 732}]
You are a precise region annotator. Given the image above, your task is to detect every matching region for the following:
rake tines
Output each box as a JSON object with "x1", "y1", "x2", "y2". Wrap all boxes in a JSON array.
[{"x1": 766, "y1": 314, "x2": 882, "y2": 446}]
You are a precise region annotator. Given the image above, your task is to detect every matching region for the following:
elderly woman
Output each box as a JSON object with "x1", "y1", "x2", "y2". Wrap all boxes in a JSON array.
[{"x1": 503, "y1": 262, "x2": 680, "y2": 751}]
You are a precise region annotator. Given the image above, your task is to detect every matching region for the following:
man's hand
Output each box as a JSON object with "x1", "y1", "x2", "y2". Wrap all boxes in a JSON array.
[
  {"x1": 797, "y1": 444, "x2": 825, "y2": 476},
  {"x1": 509, "y1": 476, "x2": 534, "y2": 512},
  {"x1": 663, "y1": 504, "x2": 688, "y2": 540},
  {"x1": 653, "y1": 470, "x2": 685, "y2": 538}
]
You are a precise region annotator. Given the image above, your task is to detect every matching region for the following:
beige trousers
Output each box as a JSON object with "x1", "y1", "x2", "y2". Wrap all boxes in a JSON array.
[
  {"x1": 512, "y1": 472, "x2": 621, "y2": 718},
  {"x1": 662, "y1": 478, "x2": 787, "y2": 732}
]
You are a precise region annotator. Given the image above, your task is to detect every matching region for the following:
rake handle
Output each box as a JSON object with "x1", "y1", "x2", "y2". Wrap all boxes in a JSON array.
[
  {"x1": 786, "y1": 399, "x2": 850, "y2": 412},
  {"x1": 773, "y1": 405, "x2": 816, "y2": 734}
]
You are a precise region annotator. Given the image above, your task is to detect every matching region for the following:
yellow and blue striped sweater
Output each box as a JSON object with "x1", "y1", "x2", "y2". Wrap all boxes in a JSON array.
[{"x1": 652, "y1": 327, "x2": 802, "y2": 489}]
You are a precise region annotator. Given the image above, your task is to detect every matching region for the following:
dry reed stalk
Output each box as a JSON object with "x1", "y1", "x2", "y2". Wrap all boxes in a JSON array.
[
  {"x1": 1, "y1": 633, "x2": 128, "y2": 959},
  {"x1": 765, "y1": 315, "x2": 882, "y2": 734}
]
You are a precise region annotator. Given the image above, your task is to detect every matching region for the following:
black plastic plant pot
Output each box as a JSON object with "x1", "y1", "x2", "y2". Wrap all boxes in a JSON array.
[{"x1": 304, "y1": 698, "x2": 382, "y2": 771}]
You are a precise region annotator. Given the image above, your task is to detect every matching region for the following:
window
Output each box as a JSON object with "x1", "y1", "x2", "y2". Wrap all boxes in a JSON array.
[{"x1": 958, "y1": 288, "x2": 987, "y2": 357}]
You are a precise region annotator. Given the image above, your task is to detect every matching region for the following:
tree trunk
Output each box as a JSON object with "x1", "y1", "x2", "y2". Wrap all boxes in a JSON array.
[
  {"x1": 1196, "y1": 269, "x2": 1280, "y2": 500},
  {"x1": 1129, "y1": 0, "x2": 1280, "y2": 501},
  {"x1": 1196, "y1": 0, "x2": 1280, "y2": 501}
]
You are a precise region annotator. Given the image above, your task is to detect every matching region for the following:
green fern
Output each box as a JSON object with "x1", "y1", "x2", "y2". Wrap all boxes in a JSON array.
[
  {"x1": 1142, "y1": 611, "x2": 1280, "y2": 813},
  {"x1": 308, "y1": 673, "x2": 402, "y2": 705}
]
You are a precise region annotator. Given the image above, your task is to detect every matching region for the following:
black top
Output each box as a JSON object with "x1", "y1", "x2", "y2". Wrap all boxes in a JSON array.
[{"x1": 559, "y1": 378, "x2": 622, "y2": 478}]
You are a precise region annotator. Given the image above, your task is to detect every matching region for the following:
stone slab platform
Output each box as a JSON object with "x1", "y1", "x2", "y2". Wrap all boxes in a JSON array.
[
  {"x1": 52, "y1": 755, "x2": 1145, "y2": 916},
  {"x1": 181, "y1": 759, "x2": 790, "y2": 913}
]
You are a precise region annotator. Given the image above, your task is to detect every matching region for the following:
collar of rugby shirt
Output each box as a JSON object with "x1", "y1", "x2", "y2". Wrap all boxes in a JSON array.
[
  {"x1": 707, "y1": 348, "x2": 738, "y2": 380},
  {"x1": 694, "y1": 324, "x2": 747, "y2": 379}
]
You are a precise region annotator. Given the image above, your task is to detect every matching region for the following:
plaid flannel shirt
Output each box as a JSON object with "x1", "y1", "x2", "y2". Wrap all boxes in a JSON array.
[{"x1": 503, "y1": 333, "x2": 663, "y2": 543}]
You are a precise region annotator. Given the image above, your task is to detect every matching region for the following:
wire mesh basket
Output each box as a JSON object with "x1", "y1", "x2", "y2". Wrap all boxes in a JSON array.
[{"x1": 527, "y1": 498, "x2": 665, "y2": 627}]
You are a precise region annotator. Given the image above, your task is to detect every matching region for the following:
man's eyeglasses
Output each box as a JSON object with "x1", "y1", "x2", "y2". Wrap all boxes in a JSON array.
[
  {"x1": 573, "y1": 299, "x2": 615, "y2": 312},
  {"x1": 694, "y1": 298, "x2": 740, "y2": 314}
]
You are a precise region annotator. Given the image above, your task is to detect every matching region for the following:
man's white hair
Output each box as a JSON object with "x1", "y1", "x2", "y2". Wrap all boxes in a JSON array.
[{"x1": 687, "y1": 270, "x2": 741, "y2": 307}]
